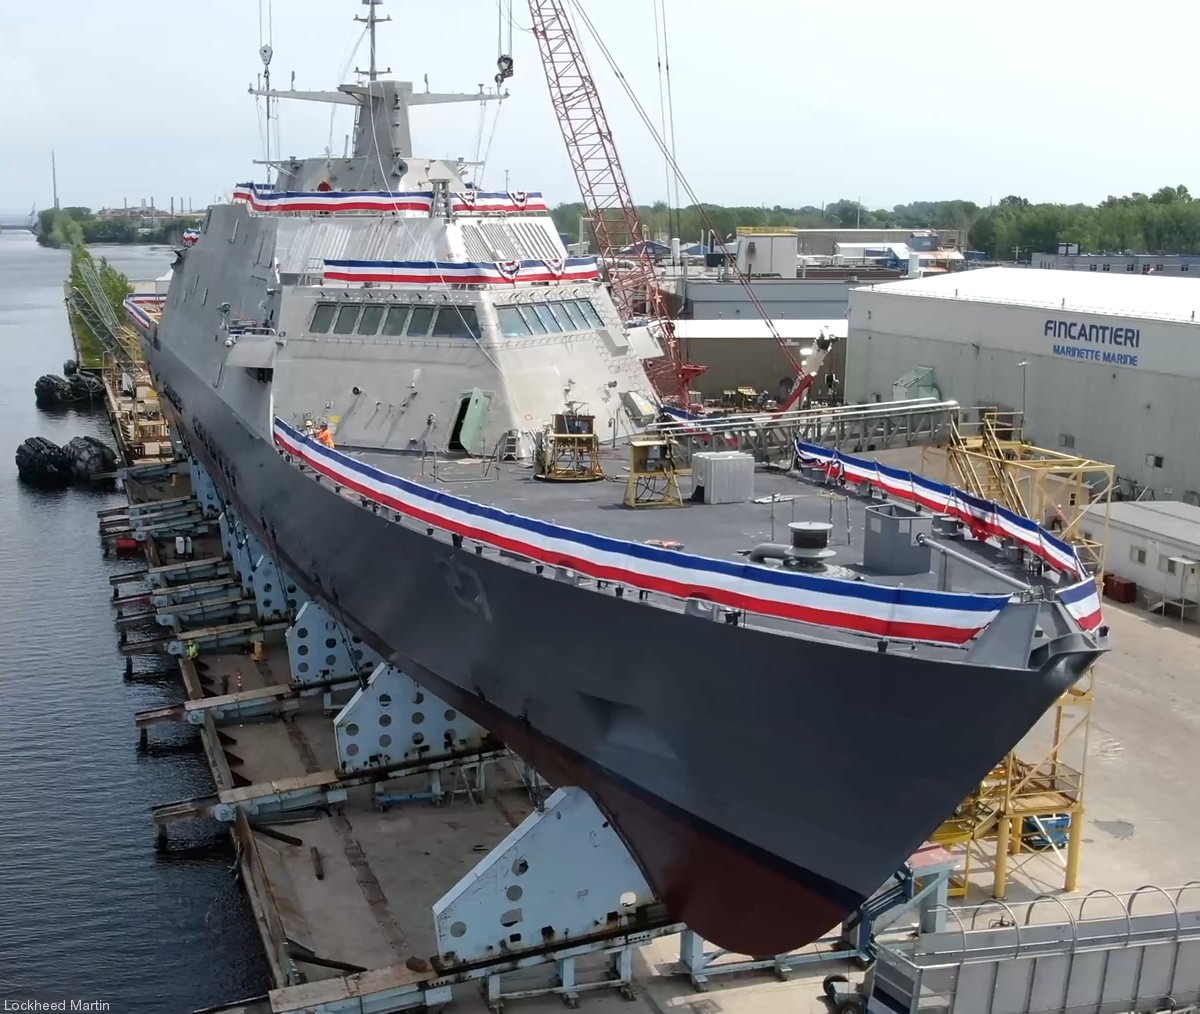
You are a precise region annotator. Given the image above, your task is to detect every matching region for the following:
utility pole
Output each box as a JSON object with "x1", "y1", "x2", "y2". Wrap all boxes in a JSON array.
[
  {"x1": 51, "y1": 150, "x2": 60, "y2": 210},
  {"x1": 504, "y1": 168, "x2": 510, "y2": 191}
]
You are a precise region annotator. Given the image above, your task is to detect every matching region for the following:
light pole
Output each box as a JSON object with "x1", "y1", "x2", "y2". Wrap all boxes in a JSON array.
[{"x1": 1017, "y1": 361, "x2": 1029, "y2": 432}]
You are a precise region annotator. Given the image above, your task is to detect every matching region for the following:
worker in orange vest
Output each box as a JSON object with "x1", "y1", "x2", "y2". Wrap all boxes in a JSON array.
[{"x1": 316, "y1": 422, "x2": 335, "y2": 448}]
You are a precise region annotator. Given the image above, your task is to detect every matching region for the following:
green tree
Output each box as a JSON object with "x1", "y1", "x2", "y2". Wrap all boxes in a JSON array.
[{"x1": 66, "y1": 245, "x2": 132, "y2": 367}]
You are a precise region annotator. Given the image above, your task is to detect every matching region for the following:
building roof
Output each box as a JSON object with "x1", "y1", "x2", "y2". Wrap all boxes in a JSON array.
[
  {"x1": 1105, "y1": 500, "x2": 1200, "y2": 548},
  {"x1": 836, "y1": 242, "x2": 965, "y2": 262},
  {"x1": 855, "y1": 265, "x2": 1200, "y2": 325},
  {"x1": 670, "y1": 319, "x2": 848, "y2": 342}
]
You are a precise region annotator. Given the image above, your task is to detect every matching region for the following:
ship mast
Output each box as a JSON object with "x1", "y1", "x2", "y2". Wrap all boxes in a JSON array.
[
  {"x1": 248, "y1": 0, "x2": 501, "y2": 162},
  {"x1": 354, "y1": 0, "x2": 392, "y2": 82}
]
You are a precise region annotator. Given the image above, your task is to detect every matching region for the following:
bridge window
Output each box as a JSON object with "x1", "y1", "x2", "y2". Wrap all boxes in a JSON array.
[
  {"x1": 532, "y1": 304, "x2": 562, "y2": 332},
  {"x1": 333, "y1": 304, "x2": 360, "y2": 334},
  {"x1": 433, "y1": 306, "x2": 481, "y2": 340},
  {"x1": 406, "y1": 306, "x2": 435, "y2": 337},
  {"x1": 573, "y1": 300, "x2": 603, "y2": 328},
  {"x1": 556, "y1": 300, "x2": 585, "y2": 330},
  {"x1": 358, "y1": 304, "x2": 385, "y2": 335},
  {"x1": 497, "y1": 306, "x2": 531, "y2": 337},
  {"x1": 381, "y1": 306, "x2": 409, "y2": 336},
  {"x1": 519, "y1": 306, "x2": 548, "y2": 335},
  {"x1": 310, "y1": 303, "x2": 337, "y2": 333}
]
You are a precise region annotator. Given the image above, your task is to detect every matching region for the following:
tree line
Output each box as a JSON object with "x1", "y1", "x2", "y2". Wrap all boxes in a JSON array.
[
  {"x1": 548, "y1": 185, "x2": 1200, "y2": 258},
  {"x1": 37, "y1": 206, "x2": 202, "y2": 249}
]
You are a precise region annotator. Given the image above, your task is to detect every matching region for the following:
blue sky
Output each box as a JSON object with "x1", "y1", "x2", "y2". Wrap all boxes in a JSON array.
[{"x1": 2, "y1": 0, "x2": 1197, "y2": 216}]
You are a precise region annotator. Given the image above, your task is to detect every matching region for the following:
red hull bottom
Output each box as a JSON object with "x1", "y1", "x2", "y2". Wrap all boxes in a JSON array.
[{"x1": 427, "y1": 675, "x2": 856, "y2": 957}]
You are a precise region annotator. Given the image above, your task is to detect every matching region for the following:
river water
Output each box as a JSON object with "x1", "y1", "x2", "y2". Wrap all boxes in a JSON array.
[{"x1": 0, "y1": 233, "x2": 269, "y2": 1012}]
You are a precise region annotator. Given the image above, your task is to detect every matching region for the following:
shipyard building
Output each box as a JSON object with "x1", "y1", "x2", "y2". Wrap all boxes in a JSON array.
[{"x1": 845, "y1": 267, "x2": 1200, "y2": 502}]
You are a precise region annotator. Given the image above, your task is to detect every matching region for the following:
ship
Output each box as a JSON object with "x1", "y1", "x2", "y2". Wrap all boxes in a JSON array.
[{"x1": 138, "y1": 3, "x2": 1109, "y2": 958}]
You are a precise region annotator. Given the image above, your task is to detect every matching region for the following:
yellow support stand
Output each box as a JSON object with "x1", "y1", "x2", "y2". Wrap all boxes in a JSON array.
[
  {"x1": 624, "y1": 437, "x2": 684, "y2": 508},
  {"x1": 535, "y1": 413, "x2": 605, "y2": 482},
  {"x1": 924, "y1": 413, "x2": 1107, "y2": 901}
]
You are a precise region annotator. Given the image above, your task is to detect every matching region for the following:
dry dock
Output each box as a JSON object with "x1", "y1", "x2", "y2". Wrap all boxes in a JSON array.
[{"x1": 98, "y1": 452, "x2": 1200, "y2": 1014}]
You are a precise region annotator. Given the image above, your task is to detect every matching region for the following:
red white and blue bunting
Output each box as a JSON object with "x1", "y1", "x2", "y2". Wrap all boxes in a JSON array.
[
  {"x1": 793, "y1": 440, "x2": 1104, "y2": 631},
  {"x1": 232, "y1": 183, "x2": 549, "y2": 216},
  {"x1": 274, "y1": 419, "x2": 1015, "y2": 645},
  {"x1": 321, "y1": 257, "x2": 600, "y2": 286},
  {"x1": 123, "y1": 294, "x2": 165, "y2": 332}
]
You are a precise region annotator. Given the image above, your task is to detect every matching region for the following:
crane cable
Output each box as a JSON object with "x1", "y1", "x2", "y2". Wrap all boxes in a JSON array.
[
  {"x1": 566, "y1": 0, "x2": 796, "y2": 370},
  {"x1": 651, "y1": 2, "x2": 672, "y2": 238},
  {"x1": 660, "y1": 0, "x2": 683, "y2": 230}
]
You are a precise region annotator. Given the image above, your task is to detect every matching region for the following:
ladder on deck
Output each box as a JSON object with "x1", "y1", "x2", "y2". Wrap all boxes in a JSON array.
[{"x1": 946, "y1": 413, "x2": 1029, "y2": 518}]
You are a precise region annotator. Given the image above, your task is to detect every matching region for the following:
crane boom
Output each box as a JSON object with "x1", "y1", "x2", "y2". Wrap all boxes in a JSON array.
[{"x1": 527, "y1": 0, "x2": 698, "y2": 404}]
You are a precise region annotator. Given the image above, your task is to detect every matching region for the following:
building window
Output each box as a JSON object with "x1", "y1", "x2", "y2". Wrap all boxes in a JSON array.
[
  {"x1": 1183, "y1": 264, "x2": 1191, "y2": 272},
  {"x1": 1059, "y1": 433, "x2": 1075, "y2": 449},
  {"x1": 1160, "y1": 555, "x2": 1179, "y2": 576},
  {"x1": 1089, "y1": 263, "x2": 1097, "y2": 272},
  {"x1": 1156, "y1": 264, "x2": 1165, "y2": 271},
  {"x1": 1126, "y1": 263, "x2": 1136, "y2": 272},
  {"x1": 1102, "y1": 263, "x2": 1111, "y2": 272},
  {"x1": 1081, "y1": 530, "x2": 1093, "y2": 543},
  {"x1": 1130, "y1": 546, "x2": 1147, "y2": 565},
  {"x1": 1146, "y1": 453, "x2": 1165, "y2": 469}
]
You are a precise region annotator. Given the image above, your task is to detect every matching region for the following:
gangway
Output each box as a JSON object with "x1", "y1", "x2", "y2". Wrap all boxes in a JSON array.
[
  {"x1": 855, "y1": 886, "x2": 1200, "y2": 1014},
  {"x1": 649, "y1": 398, "x2": 960, "y2": 464}
]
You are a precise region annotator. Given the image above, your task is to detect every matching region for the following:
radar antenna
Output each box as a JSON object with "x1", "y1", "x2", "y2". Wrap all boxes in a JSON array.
[{"x1": 354, "y1": 0, "x2": 392, "y2": 82}]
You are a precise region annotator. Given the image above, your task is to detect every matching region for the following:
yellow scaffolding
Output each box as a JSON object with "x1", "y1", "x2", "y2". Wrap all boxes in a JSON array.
[
  {"x1": 938, "y1": 410, "x2": 1115, "y2": 578},
  {"x1": 929, "y1": 672, "x2": 1093, "y2": 900},
  {"x1": 922, "y1": 410, "x2": 1113, "y2": 900}
]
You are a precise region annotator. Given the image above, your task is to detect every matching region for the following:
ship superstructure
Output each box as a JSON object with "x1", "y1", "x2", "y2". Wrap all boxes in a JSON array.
[{"x1": 136, "y1": 3, "x2": 1109, "y2": 958}]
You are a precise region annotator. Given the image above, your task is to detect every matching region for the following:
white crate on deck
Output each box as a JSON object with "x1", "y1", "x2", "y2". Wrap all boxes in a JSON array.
[{"x1": 692, "y1": 451, "x2": 755, "y2": 504}]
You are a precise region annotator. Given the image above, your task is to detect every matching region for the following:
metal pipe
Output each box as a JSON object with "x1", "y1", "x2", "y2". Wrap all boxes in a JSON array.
[
  {"x1": 749, "y1": 543, "x2": 791, "y2": 563},
  {"x1": 916, "y1": 534, "x2": 1031, "y2": 592}
]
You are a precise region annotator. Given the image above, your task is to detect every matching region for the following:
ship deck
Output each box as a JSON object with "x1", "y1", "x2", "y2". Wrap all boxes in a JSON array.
[{"x1": 347, "y1": 442, "x2": 1067, "y2": 656}]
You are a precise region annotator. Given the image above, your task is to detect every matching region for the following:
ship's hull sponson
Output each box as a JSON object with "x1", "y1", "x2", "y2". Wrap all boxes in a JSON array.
[{"x1": 150, "y1": 336, "x2": 1097, "y2": 957}]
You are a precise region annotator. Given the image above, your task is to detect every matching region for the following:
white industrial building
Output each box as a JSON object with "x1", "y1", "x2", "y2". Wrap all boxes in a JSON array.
[
  {"x1": 1095, "y1": 501, "x2": 1200, "y2": 613},
  {"x1": 845, "y1": 267, "x2": 1200, "y2": 502}
]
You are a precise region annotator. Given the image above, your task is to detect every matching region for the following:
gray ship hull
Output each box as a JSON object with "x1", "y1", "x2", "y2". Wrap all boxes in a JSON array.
[{"x1": 150, "y1": 341, "x2": 1094, "y2": 956}]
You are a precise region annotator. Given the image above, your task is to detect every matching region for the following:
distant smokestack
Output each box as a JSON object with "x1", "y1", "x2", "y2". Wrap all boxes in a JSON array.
[{"x1": 170, "y1": 196, "x2": 175, "y2": 216}]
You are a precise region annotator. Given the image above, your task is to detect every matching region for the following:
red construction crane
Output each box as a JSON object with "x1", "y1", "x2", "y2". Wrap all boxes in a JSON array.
[
  {"x1": 526, "y1": 0, "x2": 702, "y2": 405},
  {"x1": 526, "y1": 1, "x2": 818, "y2": 413}
]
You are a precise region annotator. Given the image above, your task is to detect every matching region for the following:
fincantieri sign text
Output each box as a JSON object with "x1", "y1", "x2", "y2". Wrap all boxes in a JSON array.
[{"x1": 1044, "y1": 318, "x2": 1140, "y2": 367}]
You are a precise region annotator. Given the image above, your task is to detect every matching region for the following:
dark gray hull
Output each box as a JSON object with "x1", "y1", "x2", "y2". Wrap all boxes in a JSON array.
[{"x1": 150, "y1": 341, "x2": 1095, "y2": 956}]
